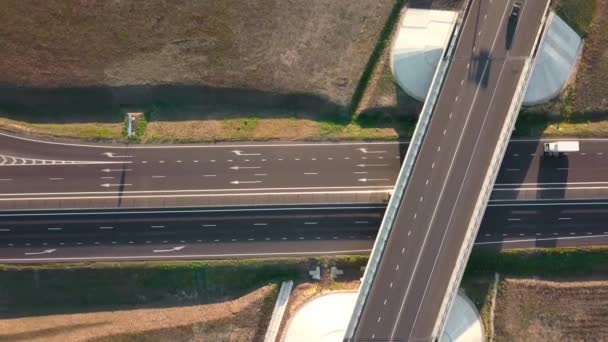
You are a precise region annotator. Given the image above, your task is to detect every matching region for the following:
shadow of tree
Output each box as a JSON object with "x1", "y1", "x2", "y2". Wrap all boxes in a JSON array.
[
  {"x1": 0, "y1": 83, "x2": 349, "y2": 125},
  {"x1": 0, "y1": 262, "x2": 307, "y2": 319}
]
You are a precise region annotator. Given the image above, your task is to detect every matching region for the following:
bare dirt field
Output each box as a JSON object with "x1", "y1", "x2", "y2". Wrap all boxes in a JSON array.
[
  {"x1": 494, "y1": 277, "x2": 608, "y2": 341},
  {"x1": 0, "y1": 285, "x2": 276, "y2": 342},
  {"x1": 0, "y1": 0, "x2": 396, "y2": 133},
  {"x1": 572, "y1": 0, "x2": 608, "y2": 113}
]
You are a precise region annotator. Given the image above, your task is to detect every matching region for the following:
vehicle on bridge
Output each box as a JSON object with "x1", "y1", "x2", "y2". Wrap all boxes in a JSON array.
[
  {"x1": 543, "y1": 140, "x2": 580, "y2": 157},
  {"x1": 510, "y1": 2, "x2": 522, "y2": 21}
]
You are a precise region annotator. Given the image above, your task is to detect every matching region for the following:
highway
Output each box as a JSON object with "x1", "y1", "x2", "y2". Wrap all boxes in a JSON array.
[
  {"x1": 0, "y1": 132, "x2": 398, "y2": 209},
  {"x1": 5, "y1": 130, "x2": 608, "y2": 210},
  {"x1": 352, "y1": 0, "x2": 551, "y2": 340},
  {"x1": 1, "y1": 200, "x2": 608, "y2": 263}
]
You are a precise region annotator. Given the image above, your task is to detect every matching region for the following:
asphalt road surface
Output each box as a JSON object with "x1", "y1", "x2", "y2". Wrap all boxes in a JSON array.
[
  {"x1": 0, "y1": 200, "x2": 606, "y2": 263},
  {"x1": 4, "y1": 131, "x2": 608, "y2": 210},
  {"x1": 353, "y1": 0, "x2": 551, "y2": 340},
  {"x1": 0, "y1": 132, "x2": 398, "y2": 209}
]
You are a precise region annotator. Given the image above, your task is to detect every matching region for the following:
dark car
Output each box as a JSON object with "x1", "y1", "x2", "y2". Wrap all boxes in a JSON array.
[{"x1": 510, "y1": 2, "x2": 522, "y2": 20}]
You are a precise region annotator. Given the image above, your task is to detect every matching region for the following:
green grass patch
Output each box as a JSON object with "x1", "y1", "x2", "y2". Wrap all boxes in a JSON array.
[
  {"x1": 466, "y1": 246, "x2": 608, "y2": 277},
  {"x1": 514, "y1": 110, "x2": 608, "y2": 138},
  {"x1": 0, "y1": 259, "x2": 308, "y2": 314},
  {"x1": 556, "y1": 0, "x2": 597, "y2": 36},
  {"x1": 221, "y1": 118, "x2": 259, "y2": 140}
]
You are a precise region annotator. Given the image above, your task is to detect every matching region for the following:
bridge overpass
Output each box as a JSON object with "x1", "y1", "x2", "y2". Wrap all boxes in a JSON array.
[{"x1": 346, "y1": 0, "x2": 552, "y2": 340}]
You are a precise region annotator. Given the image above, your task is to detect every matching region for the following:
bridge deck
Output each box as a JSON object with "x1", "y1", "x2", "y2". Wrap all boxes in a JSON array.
[{"x1": 352, "y1": 0, "x2": 551, "y2": 340}]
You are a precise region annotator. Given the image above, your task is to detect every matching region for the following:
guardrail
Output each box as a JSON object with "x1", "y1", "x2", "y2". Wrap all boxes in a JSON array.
[
  {"x1": 343, "y1": 2, "x2": 473, "y2": 340},
  {"x1": 264, "y1": 280, "x2": 293, "y2": 342},
  {"x1": 431, "y1": 1, "x2": 553, "y2": 338}
]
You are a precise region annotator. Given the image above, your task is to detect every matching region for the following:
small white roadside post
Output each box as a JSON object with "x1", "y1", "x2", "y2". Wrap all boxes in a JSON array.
[{"x1": 127, "y1": 113, "x2": 134, "y2": 138}]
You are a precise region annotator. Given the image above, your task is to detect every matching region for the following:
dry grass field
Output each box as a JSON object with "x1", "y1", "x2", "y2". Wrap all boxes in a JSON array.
[
  {"x1": 572, "y1": 0, "x2": 608, "y2": 113},
  {"x1": 494, "y1": 278, "x2": 608, "y2": 341},
  {"x1": 0, "y1": 285, "x2": 276, "y2": 342},
  {"x1": 0, "y1": 0, "x2": 398, "y2": 141}
]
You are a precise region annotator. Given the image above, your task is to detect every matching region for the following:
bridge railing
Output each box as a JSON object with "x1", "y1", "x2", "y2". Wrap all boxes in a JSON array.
[
  {"x1": 343, "y1": 2, "x2": 472, "y2": 340},
  {"x1": 431, "y1": 2, "x2": 553, "y2": 338}
]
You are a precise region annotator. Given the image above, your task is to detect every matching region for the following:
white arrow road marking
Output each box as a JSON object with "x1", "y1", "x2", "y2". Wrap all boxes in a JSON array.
[
  {"x1": 357, "y1": 164, "x2": 390, "y2": 168},
  {"x1": 357, "y1": 148, "x2": 387, "y2": 154},
  {"x1": 358, "y1": 178, "x2": 389, "y2": 183},
  {"x1": 153, "y1": 246, "x2": 186, "y2": 253},
  {"x1": 103, "y1": 152, "x2": 133, "y2": 158},
  {"x1": 101, "y1": 168, "x2": 132, "y2": 173},
  {"x1": 230, "y1": 180, "x2": 262, "y2": 185},
  {"x1": 25, "y1": 249, "x2": 56, "y2": 256},
  {"x1": 230, "y1": 166, "x2": 261, "y2": 170},
  {"x1": 100, "y1": 183, "x2": 133, "y2": 188},
  {"x1": 231, "y1": 150, "x2": 261, "y2": 156}
]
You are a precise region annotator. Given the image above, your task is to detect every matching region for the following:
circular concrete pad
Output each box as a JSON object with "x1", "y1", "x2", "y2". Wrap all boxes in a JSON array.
[
  {"x1": 391, "y1": 9, "x2": 583, "y2": 106},
  {"x1": 391, "y1": 9, "x2": 458, "y2": 101},
  {"x1": 283, "y1": 290, "x2": 483, "y2": 342},
  {"x1": 523, "y1": 12, "x2": 583, "y2": 106}
]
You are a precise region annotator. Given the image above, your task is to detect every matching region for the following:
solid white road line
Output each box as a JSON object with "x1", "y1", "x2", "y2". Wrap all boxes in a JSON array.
[
  {"x1": 99, "y1": 183, "x2": 132, "y2": 188},
  {"x1": 230, "y1": 166, "x2": 261, "y2": 170},
  {"x1": 488, "y1": 199, "x2": 608, "y2": 205},
  {"x1": 493, "y1": 185, "x2": 608, "y2": 191},
  {"x1": 494, "y1": 181, "x2": 608, "y2": 186},
  {"x1": 0, "y1": 205, "x2": 385, "y2": 217},
  {"x1": 0, "y1": 189, "x2": 391, "y2": 202},
  {"x1": 101, "y1": 168, "x2": 132, "y2": 173},
  {"x1": 2, "y1": 249, "x2": 373, "y2": 262},
  {"x1": 475, "y1": 234, "x2": 608, "y2": 245},
  {"x1": 230, "y1": 180, "x2": 262, "y2": 185},
  {"x1": 0, "y1": 185, "x2": 394, "y2": 196}
]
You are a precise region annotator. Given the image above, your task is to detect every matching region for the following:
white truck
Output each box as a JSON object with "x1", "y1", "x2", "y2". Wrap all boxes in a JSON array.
[{"x1": 543, "y1": 141, "x2": 579, "y2": 157}]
